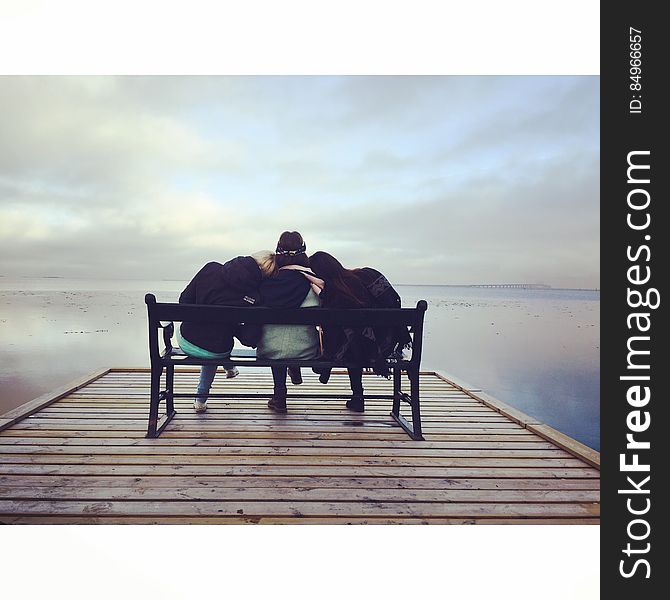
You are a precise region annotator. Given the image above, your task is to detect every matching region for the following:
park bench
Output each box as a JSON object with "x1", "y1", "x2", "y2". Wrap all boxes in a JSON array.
[{"x1": 144, "y1": 293, "x2": 428, "y2": 440}]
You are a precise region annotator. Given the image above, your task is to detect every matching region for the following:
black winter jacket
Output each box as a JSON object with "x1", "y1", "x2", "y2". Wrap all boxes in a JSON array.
[{"x1": 179, "y1": 257, "x2": 262, "y2": 353}]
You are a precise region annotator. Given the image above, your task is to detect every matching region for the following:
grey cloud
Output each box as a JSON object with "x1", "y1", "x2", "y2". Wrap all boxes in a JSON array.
[
  {"x1": 434, "y1": 78, "x2": 599, "y2": 164},
  {"x1": 300, "y1": 152, "x2": 599, "y2": 288},
  {"x1": 0, "y1": 76, "x2": 599, "y2": 288},
  {"x1": 0, "y1": 77, "x2": 242, "y2": 200}
]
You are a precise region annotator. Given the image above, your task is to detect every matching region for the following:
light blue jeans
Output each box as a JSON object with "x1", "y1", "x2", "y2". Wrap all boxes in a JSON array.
[
  {"x1": 177, "y1": 328, "x2": 233, "y2": 402},
  {"x1": 197, "y1": 365, "x2": 223, "y2": 400}
]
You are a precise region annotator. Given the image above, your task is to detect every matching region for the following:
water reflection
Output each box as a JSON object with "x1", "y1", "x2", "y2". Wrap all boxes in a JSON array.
[{"x1": 400, "y1": 286, "x2": 599, "y2": 449}]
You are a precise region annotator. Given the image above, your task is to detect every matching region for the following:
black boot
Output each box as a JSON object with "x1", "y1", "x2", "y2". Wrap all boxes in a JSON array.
[
  {"x1": 346, "y1": 394, "x2": 364, "y2": 412},
  {"x1": 288, "y1": 366, "x2": 303, "y2": 385},
  {"x1": 268, "y1": 389, "x2": 287, "y2": 413},
  {"x1": 310, "y1": 366, "x2": 331, "y2": 384}
]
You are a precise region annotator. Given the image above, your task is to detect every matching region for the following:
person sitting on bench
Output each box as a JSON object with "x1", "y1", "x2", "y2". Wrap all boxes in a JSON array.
[
  {"x1": 256, "y1": 231, "x2": 323, "y2": 413},
  {"x1": 178, "y1": 251, "x2": 277, "y2": 413},
  {"x1": 308, "y1": 251, "x2": 412, "y2": 412}
]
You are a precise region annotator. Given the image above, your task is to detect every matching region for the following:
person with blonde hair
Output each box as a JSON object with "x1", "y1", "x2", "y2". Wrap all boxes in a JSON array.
[
  {"x1": 256, "y1": 231, "x2": 323, "y2": 413},
  {"x1": 178, "y1": 251, "x2": 276, "y2": 413}
]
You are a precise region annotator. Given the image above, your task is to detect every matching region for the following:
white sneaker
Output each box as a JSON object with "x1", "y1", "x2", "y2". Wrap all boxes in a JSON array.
[
  {"x1": 193, "y1": 399, "x2": 207, "y2": 413},
  {"x1": 226, "y1": 367, "x2": 239, "y2": 379}
]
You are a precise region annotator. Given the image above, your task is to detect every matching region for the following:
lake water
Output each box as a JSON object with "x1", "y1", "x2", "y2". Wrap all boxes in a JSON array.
[{"x1": 0, "y1": 278, "x2": 600, "y2": 450}]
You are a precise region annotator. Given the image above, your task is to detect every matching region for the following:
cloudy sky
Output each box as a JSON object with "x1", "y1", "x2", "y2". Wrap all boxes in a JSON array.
[{"x1": 0, "y1": 76, "x2": 599, "y2": 287}]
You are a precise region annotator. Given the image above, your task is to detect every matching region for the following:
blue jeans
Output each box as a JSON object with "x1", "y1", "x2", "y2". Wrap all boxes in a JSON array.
[
  {"x1": 196, "y1": 364, "x2": 236, "y2": 401},
  {"x1": 196, "y1": 365, "x2": 219, "y2": 400}
]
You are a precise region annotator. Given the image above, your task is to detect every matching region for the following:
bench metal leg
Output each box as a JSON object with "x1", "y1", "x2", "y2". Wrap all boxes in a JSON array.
[
  {"x1": 392, "y1": 367, "x2": 401, "y2": 416},
  {"x1": 146, "y1": 365, "x2": 177, "y2": 438},
  {"x1": 166, "y1": 364, "x2": 175, "y2": 416},
  {"x1": 147, "y1": 366, "x2": 162, "y2": 438},
  {"x1": 389, "y1": 367, "x2": 424, "y2": 441},
  {"x1": 409, "y1": 367, "x2": 424, "y2": 440}
]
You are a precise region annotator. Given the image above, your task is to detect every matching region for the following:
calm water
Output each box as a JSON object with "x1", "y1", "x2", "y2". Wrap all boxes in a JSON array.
[{"x1": 0, "y1": 278, "x2": 600, "y2": 449}]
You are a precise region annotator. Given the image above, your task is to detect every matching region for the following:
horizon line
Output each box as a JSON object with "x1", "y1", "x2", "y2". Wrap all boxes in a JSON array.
[{"x1": 0, "y1": 274, "x2": 601, "y2": 292}]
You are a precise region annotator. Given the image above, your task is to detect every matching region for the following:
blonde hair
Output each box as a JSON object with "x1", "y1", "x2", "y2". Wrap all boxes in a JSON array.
[{"x1": 251, "y1": 250, "x2": 277, "y2": 278}]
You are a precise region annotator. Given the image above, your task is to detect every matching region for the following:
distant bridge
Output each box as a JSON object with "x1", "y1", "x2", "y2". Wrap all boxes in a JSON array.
[{"x1": 465, "y1": 283, "x2": 552, "y2": 289}]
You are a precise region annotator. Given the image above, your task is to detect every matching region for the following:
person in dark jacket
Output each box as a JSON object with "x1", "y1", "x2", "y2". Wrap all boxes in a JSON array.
[
  {"x1": 256, "y1": 231, "x2": 322, "y2": 413},
  {"x1": 178, "y1": 251, "x2": 276, "y2": 413},
  {"x1": 308, "y1": 251, "x2": 412, "y2": 412}
]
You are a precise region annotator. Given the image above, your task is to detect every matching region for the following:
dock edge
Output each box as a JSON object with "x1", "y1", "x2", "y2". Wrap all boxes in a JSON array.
[{"x1": 432, "y1": 370, "x2": 600, "y2": 470}]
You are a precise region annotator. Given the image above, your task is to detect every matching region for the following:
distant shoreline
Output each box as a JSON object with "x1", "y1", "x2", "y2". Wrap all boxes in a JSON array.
[{"x1": 1, "y1": 276, "x2": 600, "y2": 293}]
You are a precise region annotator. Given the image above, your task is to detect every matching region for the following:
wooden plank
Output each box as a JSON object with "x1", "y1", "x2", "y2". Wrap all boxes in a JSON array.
[
  {"x1": 0, "y1": 475, "x2": 601, "y2": 490},
  {"x1": 0, "y1": 444, "x2": 574, "y2": 458},
  {"x1": 99, "y1": 379, "x2": 451, "y2": 392},
  {"x1": 10, "y1": 415, "x2": 523, "y2": 428},
  {"x1": 23, "y1": 395, "x2": 474, "y2": 402},
  {"x1": 50, "y1": 401, "x2": 489, "y2": 410},
  {"x1": 0, "y1": 499, "x2": 600, "y2": 517},
  {"x1": 0, "y1": 515, "x2": 600, "y2": 525},
  {"x1": 0, "y1": 436, "x2": 560, "y2": 449},
  {"x1": 0, "y1": 464, "x2": 600, "y2": 477},
  {"x1": 528, "y1": 423, "x2": 600, "y2": 469},
  {"x1": 0, "y1": 454, "x2": 588, "y2": 467},
  {"x1": 0, "y1": 429, "x2": 543, "y2": 442},
  {"x1": 0, "y1": 368, "x2": 110, "y2": 431},
  {"x1": 29, "y1": 412, "x2": 511, "y2": 424},
  {"x1": 72, "y1": 380, "x2": 459, "y2": 387},
  {"x1": 106, "y1": 367, "x2": 441, "y2": 376},
  {"x1": 8, "y1": 422, "x2": 527, "y2": 434},
  {"x1": 0, "y1": 486, "x2": 600, "y2": 503},
  {"x1": 80, "y1": 382, "x2": 457, "y2": 390}
]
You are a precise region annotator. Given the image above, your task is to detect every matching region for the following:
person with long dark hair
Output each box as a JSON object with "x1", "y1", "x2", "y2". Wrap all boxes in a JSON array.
[
  {"x1": 256, "y1": 231, "x2": 323, "y2": 413},
  {"x1": 308, "y1": 251, "x2": 411, "y2": 412}
]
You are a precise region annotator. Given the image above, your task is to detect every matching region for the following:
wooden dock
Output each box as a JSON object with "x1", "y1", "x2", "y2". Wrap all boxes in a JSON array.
[{"x1": 0, "y1": 368, "x2": 600, "y2": 524}]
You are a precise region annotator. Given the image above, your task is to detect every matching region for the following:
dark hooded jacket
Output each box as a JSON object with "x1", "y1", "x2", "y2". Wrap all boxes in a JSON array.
[
  {"x1": 236, "y1": 268, "x2": 316, "y2": 350},
  {"x1": 178, "y1": 257, "x2": 262, "y2": 353},
  {"x1": 319, "y1": 267, "x2": 412, "y2": 375}
]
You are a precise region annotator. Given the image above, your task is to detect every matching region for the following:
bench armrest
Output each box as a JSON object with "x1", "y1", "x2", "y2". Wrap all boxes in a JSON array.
[{"x1": 161, "y1": 322, "x2": 174, "y2": 356}]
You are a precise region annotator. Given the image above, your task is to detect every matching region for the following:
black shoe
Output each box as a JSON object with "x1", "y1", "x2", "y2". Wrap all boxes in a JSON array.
[
  {"x1": 268, "y1": 390, "x2": 287, "y2": 413},
  {"x1": 314, "y1": 367, "x2": 331, "y2": 385},
  {"x1": 346, "y1": 395, "x2": 365, "y2": 412},
  {"x1": 288, "y1": 366, "x2": 303, "y2": 385}
]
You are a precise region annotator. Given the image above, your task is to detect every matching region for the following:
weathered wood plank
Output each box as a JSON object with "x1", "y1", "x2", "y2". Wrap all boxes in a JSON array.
[
  {"x1": 0, "y1": 464, "x2": 600, "y2": 478},
  {"x1": 0, "y1": 475, "x2": 601, "y2": 490},
  {"x1": 42, "y1": 404, "x2": 492, "y2": 413},
  {"x1": 0, "y1": 499, "x2": 600, "y2": 518},
  {"x1": 528, "y1": 423, "x2": 600, "y2": 469},
  {"x1": 0, "y1": 436, "x2": 560, "y2": 449},
  {"x1": 0, "y1": 444, "x2": 574, "y2": 458},
  {"x1": 0, "y1": 516, "x2": 600, "y2": 525},
  {"x1": 8, "y1": 422, "x2": 527, "y2": 433},
  {"x1": 0, "y1": 454, "x2": 588, "y2": 467},
  {"x1": 0, "y1": 429, "x2": 542, "y2": 443},
  {"x1": 0, "y1": 486, "x2": 600, "y2": 503}
]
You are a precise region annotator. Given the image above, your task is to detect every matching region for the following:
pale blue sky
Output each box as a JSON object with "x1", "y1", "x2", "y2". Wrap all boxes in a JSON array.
[{"x1": 0, "y1": 75, "x2": 599, "y2": 287}]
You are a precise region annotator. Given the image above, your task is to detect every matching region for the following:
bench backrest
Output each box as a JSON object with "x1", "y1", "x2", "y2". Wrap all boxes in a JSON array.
[{"x1": 145, "y1": 293, "x2": 428, "y2": 366}]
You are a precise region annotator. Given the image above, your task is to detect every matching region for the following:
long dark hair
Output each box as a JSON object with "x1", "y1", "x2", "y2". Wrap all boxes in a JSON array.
[
  {"x1": 309, "y1": 251, "x2": 369, "y2": 307},
  {"x1": 275, "y1": 231, "x2": 310, "y2": 268}
]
